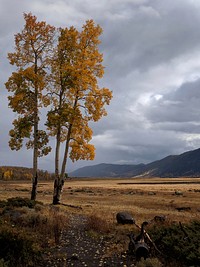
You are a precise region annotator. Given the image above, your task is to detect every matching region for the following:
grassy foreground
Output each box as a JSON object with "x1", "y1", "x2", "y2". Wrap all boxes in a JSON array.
[{"x1": 0, "y1": 177, "x2": 199, "y2": 266}]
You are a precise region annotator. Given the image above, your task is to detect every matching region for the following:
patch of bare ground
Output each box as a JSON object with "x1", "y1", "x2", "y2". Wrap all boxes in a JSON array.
[{"x1": 44, "y1": 213, "x2": 137, "y2": 267}]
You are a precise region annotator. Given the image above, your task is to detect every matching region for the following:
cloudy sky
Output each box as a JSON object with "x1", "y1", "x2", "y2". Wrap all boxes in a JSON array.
[{"x1": 1, "y1": 0, "x2": 200, "y2": 172}]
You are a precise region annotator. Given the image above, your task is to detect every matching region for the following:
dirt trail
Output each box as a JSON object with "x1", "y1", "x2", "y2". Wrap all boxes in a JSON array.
[{"x1": 44, "y1": 214, "x2": 136, "y2": 267}]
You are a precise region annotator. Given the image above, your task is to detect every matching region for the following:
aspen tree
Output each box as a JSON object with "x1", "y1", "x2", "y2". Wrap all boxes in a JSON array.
[
  {"x1": 47, "y1": 20, "x2": 112, "y2": 204},
  {"x1": 5, "y1": 13, "x2": 55, "y2": 200}
]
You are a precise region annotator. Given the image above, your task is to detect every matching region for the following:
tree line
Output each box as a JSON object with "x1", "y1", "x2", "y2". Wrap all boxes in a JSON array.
[
  {"x1": 5, "y1": 13, "x2": 112, "y2": 204},
  {"x1": 0, "y1": 166, "x2": 54, "y2": 181}
]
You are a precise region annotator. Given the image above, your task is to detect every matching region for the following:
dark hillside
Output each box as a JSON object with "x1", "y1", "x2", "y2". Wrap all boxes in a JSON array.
[
  {"x1": 144, "y1": 148, "x2": 200, "y2": 177},
  {"x1": 70, "y1": 148, "x2": 200, "y2": 178},
  {"x1": 69, "y1": 163, "x2": 145, "y2": 177}
]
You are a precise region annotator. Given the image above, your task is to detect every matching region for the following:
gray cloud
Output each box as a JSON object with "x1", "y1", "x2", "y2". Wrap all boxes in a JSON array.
[
  {"x1": 1, "y1": 0, "x2": 200, "y2": 172},
  {"x1": 101, "y1": 0, "x2": 200, "y2": 78},
  {"x1": 143, "y1": 79, "x2": 200, "y2": 125}
]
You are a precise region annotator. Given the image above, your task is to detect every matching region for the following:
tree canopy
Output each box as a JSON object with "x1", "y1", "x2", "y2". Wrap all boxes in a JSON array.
[
  {"x1": 46, "y1": 20, "x2": 112, "y2": 204},
  {"x1": 5, "y1": 13, "x2": 55, "y2": 200},
  {"x1": 6, "y1": 13, "x2": 112, "y2": 203}
]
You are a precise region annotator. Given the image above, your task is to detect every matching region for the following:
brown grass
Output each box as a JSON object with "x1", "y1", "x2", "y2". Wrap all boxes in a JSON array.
[
  {"x1": 0, "y1": 177, "x2": 200, "y2": 224},
  {"x1": 85, "y1": 213, "x2": 111, "y2": 234}
]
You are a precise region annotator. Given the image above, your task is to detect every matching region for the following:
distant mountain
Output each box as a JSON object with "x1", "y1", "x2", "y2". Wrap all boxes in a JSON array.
[
  {"x1": 69, "y1": 163, "x2": 145, "y2": 178},
  {"x1": 69, "y1": 148, "x2": 200, "y2": 178}
]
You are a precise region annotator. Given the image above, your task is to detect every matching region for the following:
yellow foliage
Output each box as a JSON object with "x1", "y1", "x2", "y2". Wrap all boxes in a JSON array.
[
  {"x1": 70, "y1": 142, "x2": 95, "y2": 162},
  {"x1": 24, "y1": 173, "x2": 32, "y2": 180},
  {"x1": 3, "y1": 170, "x2": 13, "y2": 180},
  {"x1": 5, "y1": 12, "x2": 55, "y2": 160},
  {"x1": 6, "y1": 13, "x2": 112, "y2": 187},
  {"x1": 47, "y1": 19, "x2": 112, "y2": 173}
]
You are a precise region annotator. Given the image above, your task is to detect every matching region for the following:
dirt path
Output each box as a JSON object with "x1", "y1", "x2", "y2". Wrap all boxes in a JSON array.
[
  {"x1": 44, "y1": 214, "x2": 136, "y2": 267},
  {"x1": 62, "y1": 214, "x2": 107, "y2": 266}
]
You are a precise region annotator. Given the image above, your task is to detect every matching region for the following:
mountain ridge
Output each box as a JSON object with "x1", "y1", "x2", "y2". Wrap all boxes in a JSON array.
[{"x1": 69, "y1": 148, "x2": 200, "y2": 178}]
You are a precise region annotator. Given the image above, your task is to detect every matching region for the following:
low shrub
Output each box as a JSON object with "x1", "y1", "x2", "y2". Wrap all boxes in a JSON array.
[
  {"x1": 0, "y1": 229, "x2": 41, "y2": 267},
  {"x1": 0, "y1": 200, "x2": 68, "y2": 266},
  {"x1": 8, "y1": 205, "x2": 68, "y2": 246},
  {"x1": 0, "y1": 197, "x2": 43, "y2": 212},
  {"x1": 6, "y1": 197, "x2": 42, "y2": 208},
  {"x1": 149, "y1": 220, "x2": 200, "y2": 266},
  {"x1": 0, "y1": 259, "x2": 8, "y2": 267},
  {"x1": 0, "y1": 201, "x2": 7, "y2": 209}
]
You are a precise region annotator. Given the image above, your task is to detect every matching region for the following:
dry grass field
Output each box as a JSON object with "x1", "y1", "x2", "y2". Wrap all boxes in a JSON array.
[
  {"x1": 0, "y1": 177, "x2": 200, "y2": 266},
  {"x1": 1, "y1": 177, "x2": 200, "y2": 224}
]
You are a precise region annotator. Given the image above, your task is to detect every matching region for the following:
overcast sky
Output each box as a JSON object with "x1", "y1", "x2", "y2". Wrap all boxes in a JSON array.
[{"x1": 1, "y1": 0, "x2": 200, "y2": 172}]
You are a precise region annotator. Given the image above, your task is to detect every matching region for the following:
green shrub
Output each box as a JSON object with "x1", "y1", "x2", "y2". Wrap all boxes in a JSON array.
[
  {"x1": 0, "y1": 230, "x2": 41, "y2": 267},
  {"x1": 149, "y1": 220, "x2": 200, "y2": 266},
  {"x1": 6, "y1": 197, "x2": 42, "y2": 208},
  {"x1": 12, "y1": 206, "x2": 68, "y2": 246},
  {"x1": 0, "y1": 202, "x2": 68, "y2": 265},
  {"x1": 0, "y1": 259, "x2": 8, "y2": 267},
  {"x1": 0, "y1": 201, "x2": 7, "y2": 209},
  {"x1": 0, "y1": 197, "x2": 43, "y2": 210}
]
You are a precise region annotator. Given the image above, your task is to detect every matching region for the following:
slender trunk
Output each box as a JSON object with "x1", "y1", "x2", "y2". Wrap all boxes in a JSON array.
[
  {"x1": 55, "y1": 129, "x2": 61, "y2": 178},
  {"x1": 61, "y1": 124, "x2": 72, "y2": 178},
  {"x1": 53, "y1": 79, "x2": 63, "y2": 204},
  {"x1": 54, "y1": 96, "x2": 79, "y2": 203},
  {"x1": 53, "y1": 127, "x2": 61, "y2": 204},
  {"x1": 53, "y1": 124, "x2": 72, "y2": 204},
  {"x1": 31, "y1": 57, "x2": 38, "y2": 201},
  {"x1": 31, "y1": 97, "x2": 38, "y2": 200},
  {"x1": 53, "y1": 84, "x2": 79, "y2": 204}
]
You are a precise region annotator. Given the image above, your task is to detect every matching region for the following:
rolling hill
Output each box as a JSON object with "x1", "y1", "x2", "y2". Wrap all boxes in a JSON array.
[{"x1": 69, "y1": 148, "x2": 200, "y2": 178}]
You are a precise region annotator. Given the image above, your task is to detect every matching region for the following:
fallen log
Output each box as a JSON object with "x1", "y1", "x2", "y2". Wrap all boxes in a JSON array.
[{"x1": 134, "y1": 222, "x2": 163, "y2": 256}]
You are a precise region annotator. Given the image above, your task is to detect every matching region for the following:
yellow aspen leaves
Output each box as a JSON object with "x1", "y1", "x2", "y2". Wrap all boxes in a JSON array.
[
  {"x1": 6, "y1": 13, "x2": 55, "y2": 157},
  {"x1": 6, "y1": 13, "x2": 55, "y2": 200},
  {"x1": 47, "y1": 20, "x2": 112, "y2": 167},
  {"x1": 6, "y1": 13, "x2": 112, "y2": 202}
]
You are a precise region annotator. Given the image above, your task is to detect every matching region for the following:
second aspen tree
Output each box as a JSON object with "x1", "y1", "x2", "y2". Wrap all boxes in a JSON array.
[{"x1": 47, "y1": 20, "x2": 112, "y2": 204}]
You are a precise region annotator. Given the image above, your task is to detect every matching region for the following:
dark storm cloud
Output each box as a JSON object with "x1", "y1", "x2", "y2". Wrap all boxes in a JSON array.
[
  {"x1": 143, "y1": 79, "x2": 200, "y2": 127},
  {"x1": 91, "y1": 126, "x2": 187, "y2": 167},
  {"x1": 2, "y1": 0, "x2": 200, "y2": 171},
  {"x1": 100, "y1": 0, "x2": 200, "y2": 78}
]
